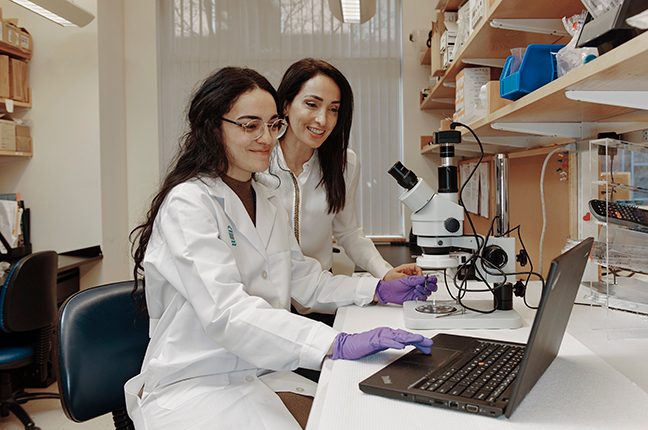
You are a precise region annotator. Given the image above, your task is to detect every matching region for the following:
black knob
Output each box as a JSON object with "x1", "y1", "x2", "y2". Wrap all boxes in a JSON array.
[{"x1": 444, "y1": 218, "x2": 460, "y2": 233}]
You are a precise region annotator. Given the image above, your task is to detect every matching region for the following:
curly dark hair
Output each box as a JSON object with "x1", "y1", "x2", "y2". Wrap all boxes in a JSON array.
[
  {"x1": 276, "y1": 58, "x2": 354, "y2": 214},
  {"x1": 129, "y1": 67, "x2": 278, "y2": 302}
]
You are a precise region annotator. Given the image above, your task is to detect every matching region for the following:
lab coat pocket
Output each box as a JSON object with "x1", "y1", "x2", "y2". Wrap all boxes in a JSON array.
[
  {"x1": 154, "y1": 373, "x2": 230, "y2": 411},
  {"x1": 124, "y1": 373, "x2": 148, "y2": 428}
]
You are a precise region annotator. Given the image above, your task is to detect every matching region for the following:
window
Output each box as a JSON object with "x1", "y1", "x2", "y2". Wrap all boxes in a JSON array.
[{"x1": 158, "y1": 0, "x2": 403, "y2": 236}]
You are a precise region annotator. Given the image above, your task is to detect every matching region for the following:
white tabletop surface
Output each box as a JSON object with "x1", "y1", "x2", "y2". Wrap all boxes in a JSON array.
[{"x1": 307, "y1": 283, "x2": 648, "y2": 430}]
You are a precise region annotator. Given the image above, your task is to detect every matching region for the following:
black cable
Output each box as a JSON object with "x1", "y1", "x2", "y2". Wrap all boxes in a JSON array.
[
  {"x1": 451, "y1": 121, "x2": 485, "y2": 254},
  {"x1": 440, "y1": 122, "x2": 545, "y2": 312},
  {"x1": 447, "y1": 121, "x2": 496, "y2": 313}
]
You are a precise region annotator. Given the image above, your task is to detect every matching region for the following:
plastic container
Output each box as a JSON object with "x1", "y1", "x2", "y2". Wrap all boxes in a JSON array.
[{"x1": 499, "y1": 44, "x2": 565, "y2": 101}]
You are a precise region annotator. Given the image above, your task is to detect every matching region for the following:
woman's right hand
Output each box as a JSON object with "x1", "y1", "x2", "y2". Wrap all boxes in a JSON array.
[
  {"x1": 382, "y1": 263, "x2": 422, "y2": 280},
  {"x1": 330, "y1": 327, "x2": 433, "y2": 360}
]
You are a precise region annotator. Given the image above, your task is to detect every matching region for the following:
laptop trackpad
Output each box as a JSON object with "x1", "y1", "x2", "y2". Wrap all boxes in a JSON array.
[{"x1": 398, "y1": 347, "x2": 461, "y2": 370}]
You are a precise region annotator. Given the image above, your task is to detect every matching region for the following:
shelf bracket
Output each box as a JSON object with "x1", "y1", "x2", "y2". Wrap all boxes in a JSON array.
[
  {"x1": 490, "y1": 19, "x2": 569, "y2": 36},
  {"x1": 2, "y1": 99, "x2": 15, "y2": 113},
  {"x1": 428, "y1": 98, "x2": 455, "y2": 105},
  {"x1": 462, "y1": 58, "x2": 506, "y2": 68},
  {"x1": 491, "y1": 121, "x2": 648, "y2": 138},
  {"x1": 565, "y1": 91, "x2": 648, "y2": 110}
]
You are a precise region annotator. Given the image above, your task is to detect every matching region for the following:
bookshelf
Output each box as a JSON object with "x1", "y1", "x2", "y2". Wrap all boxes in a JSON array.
[
  {"x1": 420, "y1": 0, "x2": 648, "y2": 156},
  {"x1": 0, "y1": 27, "x2": 33, "y2": 157}
]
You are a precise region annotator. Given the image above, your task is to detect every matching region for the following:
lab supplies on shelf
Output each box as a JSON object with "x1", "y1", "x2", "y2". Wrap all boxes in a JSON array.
[{"x1": 585, "y1": 137, "x2": 648, "y2": 339}]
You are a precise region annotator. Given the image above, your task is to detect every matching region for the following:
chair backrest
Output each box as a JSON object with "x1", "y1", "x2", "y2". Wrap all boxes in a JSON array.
[
  {"x1": 0, "y1": 250, "x2": 58, "y2": 333},
  {"x1": 57, "y1": 280, "x2": 149, "y2": 423}
]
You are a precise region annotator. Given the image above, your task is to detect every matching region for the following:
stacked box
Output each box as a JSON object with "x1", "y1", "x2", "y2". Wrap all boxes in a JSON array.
[
  {"x1": 15, "y1": 124, "x2": 31, "y2": 152},
  {"x1": 469, "y1": 0, "x2": 486, "y2": 31},
  {"x1": 0, "y1": 119, "x2": 16, "y2": 151},
  {"x1": 9, "y1": 58, "x2": 29, "y2": 102},
  {"x1": 451, "y1": 3, "x2": 471, "y2": 61},
  {"x1": 0, "y1": 55, "x2": 9, "y2": 98},
  {"x1": 1, "y1": 19, "x2": 21, "y2": 47},
  {"x1": 18, "y1": 28, "x2": 32, "y2": 54},
  {"x1": 441, "y1": 12, "x2": 458, "y2": 68},
  {"x1": 454, "y1": 67, "x2": 491, "y2": 123}
]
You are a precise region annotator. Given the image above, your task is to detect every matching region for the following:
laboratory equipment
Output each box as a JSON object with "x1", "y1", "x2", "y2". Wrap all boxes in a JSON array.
[
  {"x1": 589, "y1": 198, "x2": 648, "y2": 231},
  {"x1": 388, "y1": 127, "x2": 521, "y2": 329}
]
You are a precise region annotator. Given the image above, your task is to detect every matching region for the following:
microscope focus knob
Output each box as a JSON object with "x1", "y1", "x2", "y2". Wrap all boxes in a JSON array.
[{"x1": 444, "y1": 218, "x2": 460, "y2": 233}]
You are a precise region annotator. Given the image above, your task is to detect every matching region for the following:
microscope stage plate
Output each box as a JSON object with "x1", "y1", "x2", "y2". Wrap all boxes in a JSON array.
[{"x1": 402, "y1": 300, "x2": 523, "y2": 329}]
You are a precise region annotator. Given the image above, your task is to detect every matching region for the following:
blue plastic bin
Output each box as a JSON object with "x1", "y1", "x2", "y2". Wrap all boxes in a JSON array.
[{"x1": 499, "y1": 44, "x2": 565, "y2": 101}]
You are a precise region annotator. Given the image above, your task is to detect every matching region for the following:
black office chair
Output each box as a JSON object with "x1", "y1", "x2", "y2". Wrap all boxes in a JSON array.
[
  {"x1": 0, "y1": 250, "x2": 59, "y2": 430},
  {"x1": 57, "y1": 280, "x2": 149, "y2": 430}
]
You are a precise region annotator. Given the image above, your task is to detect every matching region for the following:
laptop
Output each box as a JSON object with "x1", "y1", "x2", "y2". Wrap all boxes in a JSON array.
[{"x1": 359, "y1": 237, "x2": 593, "y2": 418}]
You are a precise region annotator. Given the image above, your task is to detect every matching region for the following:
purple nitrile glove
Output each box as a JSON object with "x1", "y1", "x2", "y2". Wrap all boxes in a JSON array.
[
  {"x1": 375, "y1": 274, "x2": 437, "y2": 305},
  {"x1": 330, "y1": 327, "x2": 433, "y2": 360}
]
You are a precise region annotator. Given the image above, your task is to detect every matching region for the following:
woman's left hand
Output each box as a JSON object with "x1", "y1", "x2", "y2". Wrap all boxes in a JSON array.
[{"x1": 382, "y1": 263, "x2": 422, "y2": 281}]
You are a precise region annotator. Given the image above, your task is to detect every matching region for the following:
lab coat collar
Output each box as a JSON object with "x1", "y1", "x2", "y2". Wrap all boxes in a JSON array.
[
  {"x1": 252, "y1": 180, "x2": 278, "y2": 250},
  {"x1": 200, "y1": 176, "x2": 277, "y2": 256}
]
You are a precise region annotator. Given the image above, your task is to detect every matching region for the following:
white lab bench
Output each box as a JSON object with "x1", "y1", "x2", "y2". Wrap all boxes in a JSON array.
[{"x1": 306, "y1": 283, "x2": 648, "y2": 429}]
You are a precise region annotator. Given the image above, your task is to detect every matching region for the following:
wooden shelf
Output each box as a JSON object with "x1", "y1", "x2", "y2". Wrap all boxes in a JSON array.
[
  {"x1": 421, "y1": 0, "x2": 581, "y2": 111},
  {"x1": 0, "y1": 149, "x2": 32, "y2": 157},
  {"x1": 462, "y1": 29, "x2": 648, "y2": 149},
  {"x1": 1, "y1": 99, "x2": 32, "y2": 110},
  {"x1": 419, "y1": 47, "x2": 431, "y2": 65},
  {"x1": 0, "y1": 40, "x2": 31, "y2": 61},
  {"x1": 437, "y1": 0, "x2": 466, "y2": 12}
]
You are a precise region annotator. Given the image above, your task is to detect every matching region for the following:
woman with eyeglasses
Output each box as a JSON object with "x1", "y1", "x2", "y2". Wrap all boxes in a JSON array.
[
  {"x1": 259, "y1": 59, "x2": 420, "y2": 288},
  {"x1": 126, "y1": 67, "x2": 435, "y2": 430}
]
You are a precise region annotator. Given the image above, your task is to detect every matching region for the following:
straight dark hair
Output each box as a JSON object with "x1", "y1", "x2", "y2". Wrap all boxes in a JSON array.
[
  {"x1": 129, "y1": 67, "x2": 278, "y2": 301},
  {"x1": 277, "y1": 58, "x2": 354, "y2": 214}
]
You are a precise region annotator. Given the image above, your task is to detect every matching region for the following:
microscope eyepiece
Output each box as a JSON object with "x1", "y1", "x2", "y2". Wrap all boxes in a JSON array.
[{"x1": 388, "y1": 161, "x2": 419, "y2": 190}]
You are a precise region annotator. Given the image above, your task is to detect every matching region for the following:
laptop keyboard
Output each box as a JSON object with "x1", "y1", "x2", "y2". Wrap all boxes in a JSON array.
[{"x1": 413, "y1": 341, "x2": 525, "y2": 403}]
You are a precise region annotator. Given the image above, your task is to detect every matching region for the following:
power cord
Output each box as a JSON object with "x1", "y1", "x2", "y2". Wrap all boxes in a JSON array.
[
  {"x1": 439, "y1": 122, "x2": 546, "y2": 311},
  {"x1": 538, "y1": 143, "x2": 575, "y2": 274}
]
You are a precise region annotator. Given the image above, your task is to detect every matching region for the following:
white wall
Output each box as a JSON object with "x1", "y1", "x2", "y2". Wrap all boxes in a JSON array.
[
  {"x1": 86, "y1": 0, "x2": 160, "y2": 286},
  {"x1": 401, "y1": 0, "x2": 445, "y2": 232},
  {"x1": 87, "y1": 0, "x2": 129, "y2": 286},
  {"x1": 0, "y1": 0, "x2": 102, "y2": 256}
]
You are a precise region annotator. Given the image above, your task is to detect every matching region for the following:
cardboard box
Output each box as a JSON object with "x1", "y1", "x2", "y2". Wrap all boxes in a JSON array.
[
  {"x1": 18, "y1": 28, "x2": 32, "y2": 53},
  {"x1": 430, "y1": 12, "x2": 445, "y2": 77},
  {"x1": 0, "y1": 118, "x2": 16, "y2": 151},
  {"x1": 469, "y1": 0, "x2": 486, "y2": 31},
  {"x1": 454, "y1": 67, "x2": 491, "y2": 123},
  {"x1": 15, "y1": 123, "x2": 31, "y2": 153},
  {"x1": 0, "y1": 55, "x2": 9, "y2": 98},
  {"x1": 2, "y1": 19, "x2": 21, "y2": 47},
  {"x1": 484, "y1": 81, "x2": 513, "y2": 114},
  {"x1": 9, "y1": 58, "x2": 28, "y2": 102}
]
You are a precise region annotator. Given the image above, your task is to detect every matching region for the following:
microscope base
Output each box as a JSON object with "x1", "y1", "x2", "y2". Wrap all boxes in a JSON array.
[{"x1": 402, "y1": 300, "x2": 523, "y2": 330}]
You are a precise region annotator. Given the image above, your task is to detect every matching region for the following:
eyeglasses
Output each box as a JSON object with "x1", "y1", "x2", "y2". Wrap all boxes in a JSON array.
[{"x1": 221, "y1": 117, "x2": 288, "y2": 140}]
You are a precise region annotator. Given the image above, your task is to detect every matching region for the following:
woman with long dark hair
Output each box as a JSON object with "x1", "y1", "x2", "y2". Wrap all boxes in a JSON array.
[
  {"x1": 126, "y1": 66, "x2": 435, "y2": 429},
  {"x1": 259, "y1": 58, "x2": 418, "y2": 281}
]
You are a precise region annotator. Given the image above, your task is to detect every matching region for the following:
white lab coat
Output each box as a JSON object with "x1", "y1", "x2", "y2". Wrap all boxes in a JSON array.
[
  {"x1": 257, "y1": 146, "x2": 392, "y2": 278},
  {"x1": 124, "y1": 177, "x2": 379, "y2": 430}
]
